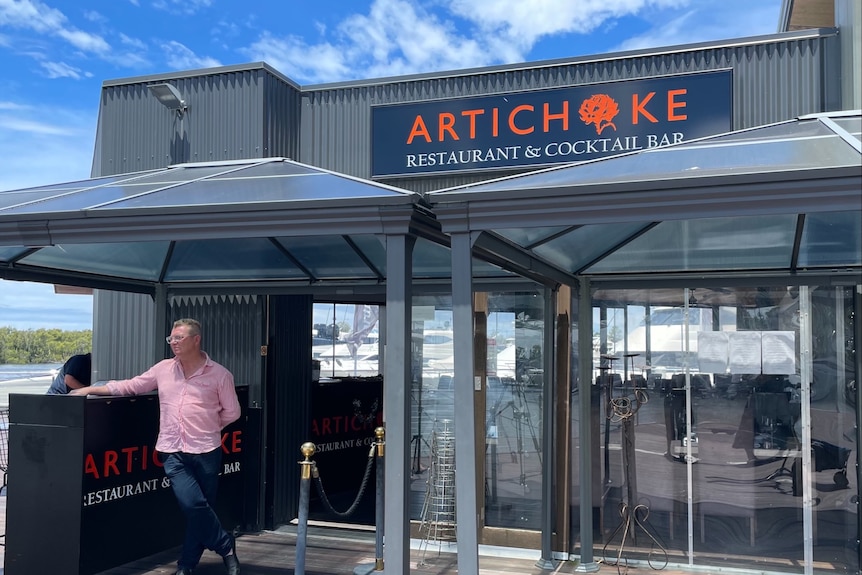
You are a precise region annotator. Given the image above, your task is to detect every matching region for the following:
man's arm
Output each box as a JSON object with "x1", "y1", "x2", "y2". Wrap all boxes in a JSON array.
[
  {"x1": 69, "y1": 385, "x2": 113, "y2": 397},
  {"x1": 65, "y1": 374, "x2": 87, "y2": 390},
  {"x1": 217, "y1": 372, "x2": 241, "y2": 428}
]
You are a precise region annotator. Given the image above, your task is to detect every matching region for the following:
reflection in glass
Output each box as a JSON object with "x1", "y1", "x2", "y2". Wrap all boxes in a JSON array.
[
  {"x1": 586, "y1": 285, "x2": 858, "y2": 573},
  {"x1": 484, "y1": 290, "x2": 545, "y2": 529},
  {"x1": 311, "y1": 302, "x2": 380, "y2": 379}
]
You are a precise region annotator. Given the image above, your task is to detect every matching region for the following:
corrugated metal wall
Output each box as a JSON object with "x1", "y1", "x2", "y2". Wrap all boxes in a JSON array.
[
  {"x1": 95, "y1": 66, "x2": 301, "y2": 175},
  {"x1": 92, "y1": 290, "x2": 156, "y2": 381},
  {"x1": 92, "y1": 292, "x2": 265, "y2": 394},
  {"x1": 168, "y1": 295, "x2": 266, "y2": 401},
  {"x1": 299, "y1": 31, "x2": 840, "y2": 193}
]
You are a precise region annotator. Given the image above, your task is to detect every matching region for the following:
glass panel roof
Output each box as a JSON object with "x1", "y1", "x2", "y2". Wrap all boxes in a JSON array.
[
  {"x1": 831, "y1": 117, "x2": 861, "y2": 139},
  {"x1": 0, "y1": 171, "x2": 160, "y2": 195},
  {"x1": 20, "y1": 242, "x2": 170, "y2": 281},
  {"x1": 0, "y1": 159, "x2": 416, "y2": 216},
  {"x1": 587, "y1": 214, "x2": 798, "y2": 273},
  {"x1": 349, "y1": 235, "x2": 387, "y2": 277},
  {"x1": 529, "y1": 222, "x2": 652, "y2": 273},
  {"x1": 0, "y1": 182, "x2": 188, "y2": 214},
  {"x1": 207, "y1": 161, "x2": 322, "y2": 178},
  {"x1": 164, "y1": 238, "x2": 306, "y2": 281},
  {"x1": 430, "y1": 113, "x2": 862, "y2": 196},
  {"x1": 413, "y1": 239, "x2": 452, "y2": 278},
  {"x1": 798, "y1": 211, "x2": 862, "y2": 267},
  {"x1": 0, "y1": 170, "x2": 168, "y2": 211},
  {"x1": 494, "y1": 226, "x2": 572, "y2": 247},
  {"x1": 411, "y1": 237, "x2": 513, "y2": 279},
  {"x1": 275, "y1": 236, "x2": 380, "y2": 279},
  {"x1": 0, "y1": 246, "x2": 31, "y2": 262},
  {"x1": 100, "y1": 173, "x2": 403, "y2": 210}
]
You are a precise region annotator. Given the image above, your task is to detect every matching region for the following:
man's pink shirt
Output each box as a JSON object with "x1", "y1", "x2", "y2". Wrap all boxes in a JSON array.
[{"x1": 106, "y1": 353, "x2": 241, "y2": 454}]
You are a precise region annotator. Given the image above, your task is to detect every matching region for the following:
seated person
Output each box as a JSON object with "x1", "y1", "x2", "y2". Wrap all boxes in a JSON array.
[{"x1": 46, "y1": 352, "x2": 92, "y2": 395}]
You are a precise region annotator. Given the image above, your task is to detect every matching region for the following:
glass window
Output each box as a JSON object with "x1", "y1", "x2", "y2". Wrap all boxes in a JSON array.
[
  {"x1": 584, "y1": 285, "x2": 859, "y2": 573},
  {"x1": 312, "y1": 303, "x2": 380, "y2": 379},
  {"x1": 483, "y1": 290, "x2": 546, "y2": 529}
]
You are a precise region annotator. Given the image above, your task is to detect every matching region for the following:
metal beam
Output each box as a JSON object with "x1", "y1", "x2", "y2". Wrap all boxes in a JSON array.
[
  {"x1": 451, "y1": 231, "x2": 479, "y2": 575},
  {"x1": 383, "y1": 233, "x2": 414, "y2": 574}
]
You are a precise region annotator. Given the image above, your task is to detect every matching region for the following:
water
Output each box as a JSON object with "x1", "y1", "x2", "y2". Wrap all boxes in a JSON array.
[{"x1": 0, "y1": 363, "x2": 61, "y2": 383}]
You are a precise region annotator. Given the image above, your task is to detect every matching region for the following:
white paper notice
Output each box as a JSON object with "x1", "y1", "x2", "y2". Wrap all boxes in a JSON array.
[
  {"x1": 761, "y1": 331, "x2": 796, "y2": 375},
  {"x1": 728, "y1": 331, "x2": 762, "y2": 374},
  {"x1": 697, "y1": 331, "x2": 729, "y2": 374}
]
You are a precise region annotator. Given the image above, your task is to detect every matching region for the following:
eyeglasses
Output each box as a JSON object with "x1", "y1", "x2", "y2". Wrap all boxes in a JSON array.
[{"x1": 166, "y1": 335, "x2": 190, "y2": 344}]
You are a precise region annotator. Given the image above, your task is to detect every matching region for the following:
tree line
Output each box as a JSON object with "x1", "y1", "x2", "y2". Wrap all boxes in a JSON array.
[{"x1": 0, "y1": 327, "x2": 92, "y2": 365}]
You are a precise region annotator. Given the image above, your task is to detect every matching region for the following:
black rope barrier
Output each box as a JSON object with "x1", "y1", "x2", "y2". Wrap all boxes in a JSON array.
[{"x1": 312, "y1": 444, "x2": 377, "y2": 518}]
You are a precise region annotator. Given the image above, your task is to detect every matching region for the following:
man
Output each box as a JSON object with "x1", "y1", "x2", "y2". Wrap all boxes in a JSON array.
[
  {"x1": 46, "y1": 352, "x2": 91, "y2": 395},
  {"x1": 71, "y1": 319, "x2": 241, "y2": 575}
]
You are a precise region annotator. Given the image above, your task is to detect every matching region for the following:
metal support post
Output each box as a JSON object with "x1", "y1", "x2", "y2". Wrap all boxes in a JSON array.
[
  {"x1": 355, "y1": 426, "x2": 387, "y2": 575},
  {"x1": 295, "y1": 442, "x2": 316, "y2": 575}
]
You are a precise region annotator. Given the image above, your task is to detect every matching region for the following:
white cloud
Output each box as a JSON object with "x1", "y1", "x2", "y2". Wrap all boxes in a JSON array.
[
  {"x1": 162, "y1": 40, "x2": 221, "y2": 70},
  {"x1": 56, "y1": 27, "x2": 110, "y2": 53},
  {"x1": 39, "y1": 59, "x2": 86, "y2": 79},
  {"x1": 152, "y1": 0, "x2": 213, "y2": 16},
  {"x1": 0, "y1": 114, "x2": 78, "y2": 135},
  {"x1": 0, "y1": 0, "x2": 110, "y2": 54},
  {"x1": 0, "y1": 101, "x2": 30, "y2": 111},
  {"x1": 119, "y1": 32, "x2": 147, "y2": 51},
  {"x1": 245, "y1": 33, "x2": 352, "y2": 84},
  {"x1": 241, "y1": 0, "x2": 781, "y2": 84},
  {"x1": 244, "y1": 0, "x2": 489, "y2": 83},
  {"x1": 446, "y1": 0, "x2": 687, "y2": 55},
  {"x1": 613, "y1": 2, "x2": 782, "y2": 52},
  {"x1": 82, "y1": 9, "x2": 106, "y2": 24}
]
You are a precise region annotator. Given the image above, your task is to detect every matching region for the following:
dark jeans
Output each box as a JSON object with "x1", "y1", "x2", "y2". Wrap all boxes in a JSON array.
[{"x1": 161, "y1": 449, "x2": 233, "y2": 569}]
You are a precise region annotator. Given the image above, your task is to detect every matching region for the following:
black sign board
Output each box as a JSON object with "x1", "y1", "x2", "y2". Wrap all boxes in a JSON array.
[
  {"x1": 6, "y1": 388, "x2": 248, "y2": 575},
  {"x1": 372, "y1": 70, "x2": 732, "y2": 177},
  {"x1": 308, "y1": 377, "x2": 383, "y2": 525}
]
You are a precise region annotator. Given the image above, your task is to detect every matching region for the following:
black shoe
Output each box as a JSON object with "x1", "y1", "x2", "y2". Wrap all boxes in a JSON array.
[
  {"x1": 223, "y1": 552, "x2": 240, "y2": 575},
  {"x1": 175, "y1": 569, "x2": 193, "y2": 575}
]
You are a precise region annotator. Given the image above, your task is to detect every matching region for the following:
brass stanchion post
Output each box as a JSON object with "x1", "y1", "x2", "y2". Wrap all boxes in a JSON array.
[
  {"x1": 374, "y1": 426, "x2": 385, "y2": 570},
  {"x1": 295, "y1": 442, "x2": 316, "y2": 575},
  {"x1": 354, "y1": 426, "x2": 386, "y2": 575}
]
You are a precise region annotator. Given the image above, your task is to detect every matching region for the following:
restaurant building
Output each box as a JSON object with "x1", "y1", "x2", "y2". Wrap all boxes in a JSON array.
[{"x1": 1, "y1": 1, "x2": 860, "y2": 574}]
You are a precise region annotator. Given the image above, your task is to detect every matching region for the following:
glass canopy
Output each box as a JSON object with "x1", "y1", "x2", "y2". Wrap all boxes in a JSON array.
[
  {"x1": 0, "y1": 157, "x2": 519, "y2": 288},
  {"x1": 1, "y1": 113, "x2": 860, "y2": 289},
  {"x1": 429, "y1": 111, "x2": 862, "y2": 278}
]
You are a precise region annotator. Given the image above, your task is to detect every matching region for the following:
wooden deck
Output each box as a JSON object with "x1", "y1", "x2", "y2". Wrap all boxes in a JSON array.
[{"x1": 91, "y1": 525, "x2": 697, "y2": 575}]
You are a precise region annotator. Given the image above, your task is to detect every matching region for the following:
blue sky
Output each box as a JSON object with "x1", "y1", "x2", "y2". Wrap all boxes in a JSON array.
[{"x1": 0, "y1": 0, "x2": 784, "y2": 330}]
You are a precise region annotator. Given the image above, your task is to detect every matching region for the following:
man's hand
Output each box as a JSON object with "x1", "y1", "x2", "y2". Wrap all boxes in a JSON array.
[{"x1": 69, "y1": 386, "x2": 112, "y2": 397}]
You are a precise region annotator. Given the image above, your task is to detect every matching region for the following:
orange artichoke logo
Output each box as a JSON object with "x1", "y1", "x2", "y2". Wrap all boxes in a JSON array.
[{"x1": 579, "y1": 94, "x2": 619, "y2": 135}]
